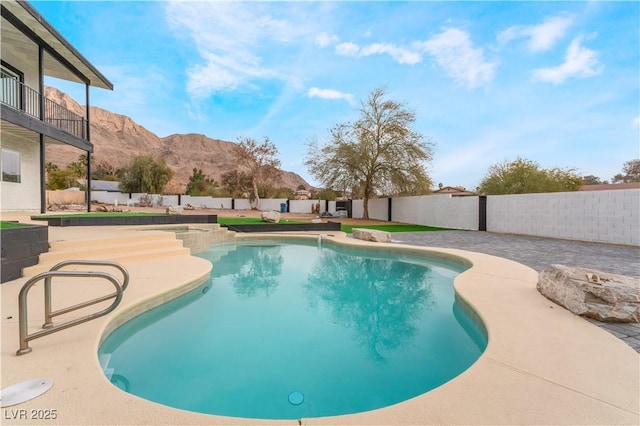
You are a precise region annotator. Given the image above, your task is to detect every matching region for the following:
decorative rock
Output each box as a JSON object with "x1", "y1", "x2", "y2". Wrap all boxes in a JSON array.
[
  {"x1": 537, "y1": 264, "x2": 640, "y2": 323},
  {"x1": 166, "y1": 205, "x2": 183, "y2": 215},
  {"x1": 261, "y1": 211, "x2": 281, "y2": 223},
  {"x1": 352, "y1": 228, "x2": 392, "y2": 243}
]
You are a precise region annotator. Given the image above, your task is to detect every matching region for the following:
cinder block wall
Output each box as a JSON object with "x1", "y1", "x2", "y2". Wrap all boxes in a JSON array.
[
  {"x1": 65, "y1": 187, "x2": 639, "y2": 246},
  {"x1": 289, "y1": 200, "x2": 322, "y2": 213},
  {"x1": 392, "y1": 195, "x2": 479, "y2": 230},
  {"x1": 352, "y1": 198, "x2": 389, "y2": 220},
  {"x1": 487, "y1": 189, "x2": 640, "y2": 245}
]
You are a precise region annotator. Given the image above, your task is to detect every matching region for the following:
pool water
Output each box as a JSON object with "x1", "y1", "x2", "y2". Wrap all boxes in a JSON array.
[{"x1": 99, "y1": 240, "x2": 486, "y2": 419}]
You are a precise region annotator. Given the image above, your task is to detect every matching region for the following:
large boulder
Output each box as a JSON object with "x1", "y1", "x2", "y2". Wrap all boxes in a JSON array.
[
  {"x1": 537, "y1": 264, "x2": 640, "y2": 323},
  {"x1": 261, "y1": 211, "x2": 281, "y2": 223},
  {"x1": 352, "y1": 228, "x2": 392, "y2": 243},
  {"x1": 166, "y1": 205, "x2": 183, "y2": 215}
]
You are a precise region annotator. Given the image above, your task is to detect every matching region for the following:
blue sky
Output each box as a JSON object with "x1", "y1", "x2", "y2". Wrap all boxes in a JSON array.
[{"x1": 33, "y1": 1, "x2": 639, "y2": 190}]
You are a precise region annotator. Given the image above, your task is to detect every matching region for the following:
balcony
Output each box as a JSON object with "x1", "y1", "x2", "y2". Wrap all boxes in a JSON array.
[{"x1": 1, "y1": 77, "x2": 87, "y2": 140}]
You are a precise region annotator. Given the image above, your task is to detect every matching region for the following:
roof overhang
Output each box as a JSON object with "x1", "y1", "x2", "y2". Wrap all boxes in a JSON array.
[{"x1": 1, "y1": 0, "x2": 113, "y2": 90}]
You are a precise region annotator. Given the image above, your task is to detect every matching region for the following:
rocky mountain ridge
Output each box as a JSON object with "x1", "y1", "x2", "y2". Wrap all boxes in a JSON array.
[{"x1": 44, "y1": 87, "x2": 311, "y2": 193}]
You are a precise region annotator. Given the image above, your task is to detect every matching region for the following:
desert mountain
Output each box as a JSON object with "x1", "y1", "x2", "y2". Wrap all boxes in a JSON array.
[{"x1": 44, "y1": 87, "x2": 311, "y2": 193}]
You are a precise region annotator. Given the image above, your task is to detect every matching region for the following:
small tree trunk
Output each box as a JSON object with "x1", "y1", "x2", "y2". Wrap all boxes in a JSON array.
[
  {"x1": 250, "y1": 181, "x2": 260, "y2": 210},
  {"x1": 362, "y1": 192, "x2": 370, "y2": 220}
]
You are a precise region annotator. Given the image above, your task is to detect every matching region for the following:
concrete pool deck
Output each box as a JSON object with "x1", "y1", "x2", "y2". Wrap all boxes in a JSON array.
[
  {"x1": 1, "y1": 223, "x2": 639, "y2": 425},
  {"x1": 393, "y1": 230, "x2": 640, "y2": 352}
]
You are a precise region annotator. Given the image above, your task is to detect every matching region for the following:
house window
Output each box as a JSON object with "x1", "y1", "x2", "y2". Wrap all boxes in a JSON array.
[
  {"x1": 1, "y1": 149, "x2": 21, "y2": 183},
  {"x1": 1, "y1": 65, "x2": 21, "y2": 110}
]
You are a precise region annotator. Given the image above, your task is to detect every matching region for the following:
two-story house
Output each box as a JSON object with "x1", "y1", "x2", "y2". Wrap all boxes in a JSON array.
[{"x1": 1, "y1": 0, "x2": 113, "y2": 213}]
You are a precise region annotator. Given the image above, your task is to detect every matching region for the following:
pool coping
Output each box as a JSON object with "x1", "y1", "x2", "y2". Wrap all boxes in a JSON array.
[{"x1": 1, "y1": 228, "x2": 638, "y2": 425}]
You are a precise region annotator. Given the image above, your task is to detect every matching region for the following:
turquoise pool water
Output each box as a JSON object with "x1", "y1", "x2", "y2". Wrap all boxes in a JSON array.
[{"x1": 99, "y1": 239, "x2": 486, "y2": 419}]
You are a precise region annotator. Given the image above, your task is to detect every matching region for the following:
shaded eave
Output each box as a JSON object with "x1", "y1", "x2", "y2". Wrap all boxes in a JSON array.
[{"x1": 2, "y1": 0, "x2": 113, "y2": 90}]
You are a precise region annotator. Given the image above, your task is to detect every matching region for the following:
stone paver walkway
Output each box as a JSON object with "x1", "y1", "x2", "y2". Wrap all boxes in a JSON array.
[{"x1": 392, "y1": 231, "x2": 640, "y2": 352}]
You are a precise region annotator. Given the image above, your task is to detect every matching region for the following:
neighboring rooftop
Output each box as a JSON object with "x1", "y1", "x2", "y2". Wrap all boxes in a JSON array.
[
  {"x1": 433, "y1": 186, "x2": 477, "y2": 196},
  {"x1": 581, "y1": 182, "x2": 640, "y2": 191}
]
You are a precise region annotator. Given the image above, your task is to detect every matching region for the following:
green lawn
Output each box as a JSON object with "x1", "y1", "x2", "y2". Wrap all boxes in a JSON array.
[
  {"x1": 339, "y1": 224, "x2": 456, "y2": 234},
  {"x1": 0, "y1": 221, "x2": 29, "y2": 229}
]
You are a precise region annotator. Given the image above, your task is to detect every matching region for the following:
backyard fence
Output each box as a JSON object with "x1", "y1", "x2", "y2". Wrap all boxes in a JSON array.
[{"x1": 45, "y1": 188, "x2": 639, "y2": 246}]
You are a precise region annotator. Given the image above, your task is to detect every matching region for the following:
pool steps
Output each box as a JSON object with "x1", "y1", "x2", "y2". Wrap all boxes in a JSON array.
[
  {"x1": 22, "y1": 224, "x2": 236, "y2": 277},
  {"x1": 23, "y1": 233, "x2": 188, "y2": 276},
  {"x1": 98, "y1": 353, "x2": 114, "y2": 380}
]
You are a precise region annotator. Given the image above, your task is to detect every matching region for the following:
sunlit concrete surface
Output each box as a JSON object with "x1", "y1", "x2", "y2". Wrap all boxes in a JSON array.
[{"x1": 1, "y1": 222, "x2": 638, "y2": 425}]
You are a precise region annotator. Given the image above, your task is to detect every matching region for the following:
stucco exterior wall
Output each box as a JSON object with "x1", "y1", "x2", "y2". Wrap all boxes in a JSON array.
[
  {"x1": 1, "y1": 41, "x2": 39, "y2": 89},
  {"x1": 487, "y1": 190, "x2": 640, "y2": 246},
  {"x1": 1, "y1": 136, "x2": 40, "y2": 211},
  {"x1": 46, "y1": 190, "x2": 85, "y2": 205}
]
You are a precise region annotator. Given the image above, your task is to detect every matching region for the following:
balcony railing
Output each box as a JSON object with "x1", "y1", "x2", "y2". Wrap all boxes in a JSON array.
[{"x1": 1, "y1": 77, "x2": 87, "y2": 140}]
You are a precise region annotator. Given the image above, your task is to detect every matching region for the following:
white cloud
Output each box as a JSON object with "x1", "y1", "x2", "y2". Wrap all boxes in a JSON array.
[
  {"x1": 360, "y1": 43, "x2": 422, "y2": 65},
  {"x1": 335, "y1": 42, "x2": 360, "y2": 56},
  {"x1": 308, "y1": 87, "x2": 354, "y2": 104},
  {"x1": 164, "y1": 2, "x2": 320, "y2": 99},
  {"x1": 633, "y1": 116, "x2": 640, "y2": 128},
  {"x1": 533, "y1": 36, "x2": 602, "y2": 84},
  {"x1": 416, "y1": 28, "x2": 496, "y2": 88},
  {"x1": 498, "y1": 15, "x2": 573, "y2": 52},
  {"x1": 333, "y1": 28, "x2": 495, "y2": 87},
  {"x1": 335, "y1": 41, "x2": 420, "y2": 64},
  {"x1": 315, "y1": 32, "x2": 339, "y2": 48}
]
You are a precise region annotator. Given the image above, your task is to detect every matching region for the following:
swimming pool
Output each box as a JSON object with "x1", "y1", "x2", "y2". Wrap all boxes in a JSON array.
[{"x1": 99, "y1": 239, "x2": 487, "y2": 420}]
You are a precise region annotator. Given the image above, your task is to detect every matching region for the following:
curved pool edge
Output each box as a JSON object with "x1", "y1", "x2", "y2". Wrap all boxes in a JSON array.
[
  {"x1": 96, "y1": 267, "x2": 211, "y2": 349},
  {"x1": 1, "y1": 232, "x2": 638, "y2": 425}
]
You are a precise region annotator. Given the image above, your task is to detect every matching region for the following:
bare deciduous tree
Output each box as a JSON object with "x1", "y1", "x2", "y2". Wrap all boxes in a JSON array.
[
  {"x1": 233, "y1": 137, "x2": 282, "y2": 209},
  {"x1": 305, "y1": 87, "x2": 434, "y2": 219},
  {"x1": 612, "y1": 159, "x2": 640, "y2": 183}
]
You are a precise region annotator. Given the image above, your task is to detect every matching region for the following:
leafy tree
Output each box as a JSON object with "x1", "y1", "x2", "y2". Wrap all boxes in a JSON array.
[
  {"x1": 185, "y1": 168, "x2": 218, "y2": 196},
  {"x1": 47, "y1": 169, "x2": 78, "y2": 190},
  {"x1": 476, "y1": 157, "x2": 582, "y2": 195},
  {"x1": 232, "y1": 136, "x2": 282, "y2": 209},
  {"x1": 45, "y1": 162, "x2": 59, "y2": 184},
  {"x1": 271, "y1": 187, "x2": 296, "y2": 199},
  {"x1": 220, "y1": 169, "x2": 253, "y2": 198},
  {"x1": 45, "y1": 162, "x2": 59, "y2": 174},
  {"x1": 612, "y1": 159, "x2": 640, "y2": 183},
  {"x1": 316, "y1": 188, "x2": 338, "y2": 201},
  {"x1": 305, "y1": 87, "x2": 434, "y2": 219},
  {"x1": 92, "y1": 158, "x2": 121, "y2": 181},
  {"x1": 119, "y1": 155, "x2": 173, "y2": 194},
  {"x1": 68, "y1": 154, "x2": 87, "y2": 177},
  {"x1": 582, "y1": 175, "x2": 608, "y2": 185}
]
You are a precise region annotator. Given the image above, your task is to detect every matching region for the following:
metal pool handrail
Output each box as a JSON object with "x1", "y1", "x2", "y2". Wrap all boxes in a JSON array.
[
  {"x1": 17, "y1": 260, "x2": 129, "y2": 356},
  {"x1": 43, "y1": 260, "x2": 129, "y2": 328}
]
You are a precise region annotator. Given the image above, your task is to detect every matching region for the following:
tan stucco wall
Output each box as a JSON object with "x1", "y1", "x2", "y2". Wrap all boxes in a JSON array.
[{"x1": 46, "y1": 189, "x2": 86, "y2": 205}]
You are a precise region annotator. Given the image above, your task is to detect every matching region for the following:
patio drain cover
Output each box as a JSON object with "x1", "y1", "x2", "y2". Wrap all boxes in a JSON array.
[
  {"x1": 288, "y1": 391, "x2": 304, "y2": 405},
  {"x1": 0, "y1": 378, "x2": 53, "y2": 408}
]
